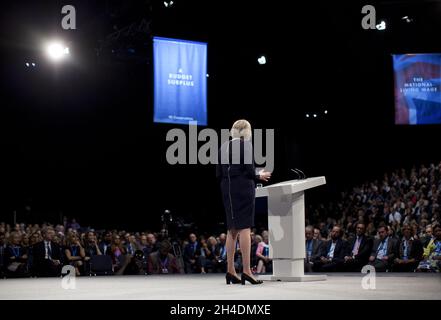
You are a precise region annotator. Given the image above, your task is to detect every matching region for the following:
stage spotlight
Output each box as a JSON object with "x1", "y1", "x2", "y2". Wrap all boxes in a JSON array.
[
  {"x1": 46, "y1": 42, "x2": 70, "y2": 62},
  {"x1": 164, "y1": 1, "x2": 174, "y2": 7},
  {"x1": 324, "y1": 110, "x2": 328, "y2": 114},
  {"x1": 258, "y1": 55, "x2": 266, "y2": 65},
  {"x1": 313, "y1": 114, "x2": 317, "y2": 118},
  {"x1": 375, "y1": 21, "x2": 386, "y2": 30},
  {"x1": 401, "y1": 16, "x2": 412, "y2": 23},
  {"x1": 25, "y1": 62, "x2": 30, "y2": 67},
  {"x1": 32, "y1": 63, "x2": 36, "y2": 67},
  {"x1": 306, "y1": 114, "x2": 310, "y2": 118}
]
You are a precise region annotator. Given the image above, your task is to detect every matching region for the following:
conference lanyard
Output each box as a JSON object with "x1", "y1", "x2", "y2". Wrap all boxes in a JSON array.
[
  {"x1": 160, "y1": 257, "x2": 169, "y2": 274},
  {"x1": 377, "y1": 238, "x2": 388, "y2": 255}
]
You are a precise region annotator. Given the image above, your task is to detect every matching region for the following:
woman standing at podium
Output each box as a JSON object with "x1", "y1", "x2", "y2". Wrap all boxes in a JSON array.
[{"x1": 216, "y1": 119, "x2": 271, "y2": 285}]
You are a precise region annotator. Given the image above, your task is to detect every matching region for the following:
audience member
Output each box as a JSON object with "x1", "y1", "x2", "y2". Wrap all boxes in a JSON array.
[
  {"x1": 32, "y1": 227, "x2": 62, "y2": 277},
  {"x1": 148, "y1": 240, "x2": 181, "y2": 274},
  {"x1": 305, "y1": 226, "x2": 322, "y2": 272},
  {"x1": 3, "y1": 231, "x2": 29, "y2": 277},
  {"x1": 393, "y1": 224, "x2": 423, "y2": 272},
  {"x1": 369, "y1": 225, "x2": 398, "y2": 272},
  {"x1": 64, "y1": 232, "x2": 86, "y2": 276},
  {"x1": 313, "y1": 226, "x2": 348, "y2": 272},
  {"x1": 344, "y1": 223, "x2": 373, "y2": 272},
  {"x1": 416, "y1": 224, "x2": 441, "y2": 272},
  {"x1": 183, "y1": 233, "x2": 203, "y2": 273},
  {"x1": 255, "y1": 233, "x2": 272, "y2": 274}
]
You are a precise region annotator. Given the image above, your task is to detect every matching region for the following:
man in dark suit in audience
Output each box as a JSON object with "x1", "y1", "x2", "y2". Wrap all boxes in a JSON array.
[
  {"x1": 344, "y1": 223, "x2": 373, "y2": 271},
  {"x1": 99, "y1": 231, "x2": 113, "y2": 256},
  {"x1": 305, "y1": 226, "x2": 322, "y2": 272},
  {"x1": 183, "y1": 233, "x2": 203, "y2": 273},
  {"x1": 142, "y1": 233, "x2": 159, "y2": 258},
  {"x1": 369, "y1": 225, "x2": 398, "y2": 272},
  {"x1": 393, "y1": 224, "x2": 423, "y2": 272},
  {"x1": 313, "y1": 226, "x2": 348, "y2": 272},
  {"x1": 32, "y1": 227, "x2": 62, "y2": 277}
]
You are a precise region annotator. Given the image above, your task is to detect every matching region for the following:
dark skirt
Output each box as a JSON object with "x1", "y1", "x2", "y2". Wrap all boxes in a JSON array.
[{"x1": 220, "y1": 175, "x2": 255, "y2": 230}]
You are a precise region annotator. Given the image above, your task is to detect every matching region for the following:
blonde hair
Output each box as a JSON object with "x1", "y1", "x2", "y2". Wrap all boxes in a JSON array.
[{"x1": 231, "y1": 119, "x2": 252, "y2": 141}]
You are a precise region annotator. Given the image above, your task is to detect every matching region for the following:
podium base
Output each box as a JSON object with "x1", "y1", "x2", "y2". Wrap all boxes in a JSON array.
[{"x1": 257, "y1": 274, "x2": 327, "y2": 282}]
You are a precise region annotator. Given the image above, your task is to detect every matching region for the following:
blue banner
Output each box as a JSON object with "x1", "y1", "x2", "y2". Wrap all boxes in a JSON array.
[
  {"x1": 393, "y1": 54, "x2": 441, "y2": 125},
  {"x1": 153, "y1": 37, "x2": 207, "y2": 125}
]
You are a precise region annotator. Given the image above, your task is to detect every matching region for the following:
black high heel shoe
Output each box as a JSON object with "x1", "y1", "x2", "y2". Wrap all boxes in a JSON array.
[
  {"x1": 225, "y1": 272, "x2": 241, "y2": 285},
  {"x1": 241, "y1": 273, "x2": 263, "y2": 285}
]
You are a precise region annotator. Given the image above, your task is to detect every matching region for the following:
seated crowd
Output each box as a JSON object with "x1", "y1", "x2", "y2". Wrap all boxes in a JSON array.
[
  {"x1": 305, "y1": 223, "x2": 441, "y2": 272},
  {"x1": 305, "y1": 162, "x2": 441, "y2": 272},
  {"x1": 0, "y1": 162, "x2": 440, "y2": 277},
  {"x1": 0, "y1": 220, "x2": 272, "y2": 278}
]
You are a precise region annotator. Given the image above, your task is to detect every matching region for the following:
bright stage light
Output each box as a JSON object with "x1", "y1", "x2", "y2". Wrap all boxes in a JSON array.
[
  {"x1": 324, "y1": 110, "x2": 328, "y2": 114},
  {"x1": 376, "y1": 21, "x2": 386, "y2": 30},
  {"x1": 46, "y1": 42, "x2": 70, "y2": 61},
  {"x1": 258, "y1": 56, "x2": 266, "y2": 65},
  {"x1": 401, "y1": 16, "x2": 412, "y2": 23}
]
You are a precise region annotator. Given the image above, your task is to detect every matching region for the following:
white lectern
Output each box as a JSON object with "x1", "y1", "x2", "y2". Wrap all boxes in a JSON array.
[{"x1": 255, "y1": 176, "x2": 327, "y2": 282}]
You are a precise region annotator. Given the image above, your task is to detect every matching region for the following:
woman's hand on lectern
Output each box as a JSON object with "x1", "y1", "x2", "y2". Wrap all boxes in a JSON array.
[{"x1": 258, "y1": 169, "x2": 272, "y2": 182}]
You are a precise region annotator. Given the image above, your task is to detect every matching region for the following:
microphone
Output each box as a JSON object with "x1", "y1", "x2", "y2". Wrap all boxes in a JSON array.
[
  {"x1": 290, "y1": 168, "x2": 301, "y2": 180},
  {"x1": 290, "y1": 168, "x2": 306, "y2": 180},
  {"x1": 295, "y1": 168, "x2": 307, "y2": 179}
]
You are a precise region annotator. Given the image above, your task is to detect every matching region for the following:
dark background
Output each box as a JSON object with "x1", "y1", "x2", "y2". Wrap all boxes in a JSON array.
[{"x1": 0, "y1": 0, "x2": 440, "y2": 232}]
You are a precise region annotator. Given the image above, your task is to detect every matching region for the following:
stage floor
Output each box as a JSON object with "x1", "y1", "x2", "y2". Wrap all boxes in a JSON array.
[{"x1": 0, "y1": 273, "x2": 440, "y2": 300}]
